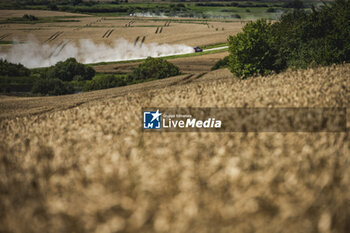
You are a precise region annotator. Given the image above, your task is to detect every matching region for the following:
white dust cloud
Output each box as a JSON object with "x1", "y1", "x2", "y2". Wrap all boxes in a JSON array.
[{"x1": 0, "y1": 36, "x2": 194, "y2": 68}]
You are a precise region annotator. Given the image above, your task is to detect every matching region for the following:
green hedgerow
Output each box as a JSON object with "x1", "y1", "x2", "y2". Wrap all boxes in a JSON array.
[{"x1": 129, "y1": 57, "x2": 180, "y2": 81}]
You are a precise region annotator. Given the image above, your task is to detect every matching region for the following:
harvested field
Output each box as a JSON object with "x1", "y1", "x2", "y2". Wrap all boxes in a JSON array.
[
  {"x1": 0, "y1": 10, "x2": 87, "y2": 19},
  {"x1": 0, "y1": 10, "x2": 239, "y2": 68},
  {"x1": 92, "y1": 51, "x2": 229, "y2": 74},
  {"x1": 0, "y1": 10, "x2": 242, "y2": 56},
  {"x1": 1, "y1": 64, "x2": 350, "y2": 233}
]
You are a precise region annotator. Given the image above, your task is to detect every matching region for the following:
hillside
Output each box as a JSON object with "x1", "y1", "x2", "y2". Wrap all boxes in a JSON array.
[{"x1": 1, "y1": 64, "x2": 349, "y2": 233}]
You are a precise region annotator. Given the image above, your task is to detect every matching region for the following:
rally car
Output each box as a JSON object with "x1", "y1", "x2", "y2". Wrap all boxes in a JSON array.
[{"x1": 193, "y1": 47, "x2": 203, "y2": 52}]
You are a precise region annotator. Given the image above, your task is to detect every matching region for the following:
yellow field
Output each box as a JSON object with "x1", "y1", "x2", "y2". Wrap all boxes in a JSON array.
[
  {"x1": 0, "y1": 10, "x2": 243, "y2": 52},
  {"x1": 1, "y1": 63, "x2": 349, "y2": 232}
]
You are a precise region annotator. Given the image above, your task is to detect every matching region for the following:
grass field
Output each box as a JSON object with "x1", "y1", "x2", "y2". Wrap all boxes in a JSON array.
[{"x1": 1, "y1": 63, "x2": 349, "y2": 233}]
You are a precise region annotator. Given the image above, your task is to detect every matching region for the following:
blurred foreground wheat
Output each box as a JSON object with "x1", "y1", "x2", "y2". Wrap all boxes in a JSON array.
[{"x1": 1, "y1": 65, "x2": 350, "y2": 233}]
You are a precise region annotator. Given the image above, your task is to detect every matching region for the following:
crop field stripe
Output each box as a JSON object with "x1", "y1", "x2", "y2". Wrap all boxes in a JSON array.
[
  {"x1": 103, "y1": 29, "x2": 113, "y2": 38},
  {"x1": 106, "y1": 29, "x2": 114, "y2": 38},
  {"x1": 51, "y1": 32, "x2": 63, "y2": 42},
  {"x1": 55, "y1": 40, "x2": 70, "y2": 57},
  {"x1": 48, "y1": 41, "x2": 64, "y2": 59},
  {"x1": 0, "y1": 34, "x2": 11, "y2": 40},
  {"x1": 44, "y1": 31, "x2": 63, "y2": 43},
  {"x1": 48, "y1": 32, "x2": 59, "y2": 42},
  {"x1": 53, "y1": 41, "x2": 69, "y2": 57},
  {"x1": 179, "y1": 72, "x2": 208, "y2": 84},
  {"x1": 102, "y1": 30, "x2": 108, "y2": 38},
  {"x1": 193, "y1": 72, "x2": 208, "y2": 80},
  {"x1": 44, "y1": 32, "x2": 58, "y2": 42},
  {"x1": 170, "y1": 74, "x2": 194, "y2": 86},
  {"x1": 50, "y1": 32, "x2": 61, "y2": 41},
  {"x1": 134, "y1": 36, "x2": 140, "y2": 46},
  {"x1": 140, "y1": 36, "x2": 146, "y2": 48},
  {"x1": 102, "y1": 29, "x2": 111, "y2": 38}
]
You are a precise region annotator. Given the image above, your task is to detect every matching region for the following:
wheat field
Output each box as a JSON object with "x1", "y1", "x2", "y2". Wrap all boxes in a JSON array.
[{"x1": 1, "y1": 64, "x2": 350, "y2": 233}]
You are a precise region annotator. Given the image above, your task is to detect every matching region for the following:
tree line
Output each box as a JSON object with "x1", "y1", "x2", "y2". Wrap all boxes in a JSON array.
[
  {"x1": 1, "y1": 57, "x2": 180, "y2": 95},
  {"x1": 213, "y1": 0, "x2": 350, "y2": 78}
]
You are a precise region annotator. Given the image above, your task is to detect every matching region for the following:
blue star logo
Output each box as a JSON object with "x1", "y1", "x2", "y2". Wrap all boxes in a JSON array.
[{"x1": 143, "y1": 110, "x2": 161, "y2": 129}]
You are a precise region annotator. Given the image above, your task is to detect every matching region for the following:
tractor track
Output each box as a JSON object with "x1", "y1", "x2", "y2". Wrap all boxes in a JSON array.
[{"x1": 44, "y1": 31, "x2": 63, "y2": 43}]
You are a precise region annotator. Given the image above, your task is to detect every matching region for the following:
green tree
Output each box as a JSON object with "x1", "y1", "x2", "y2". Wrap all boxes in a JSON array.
[
  {"x1": 47, "y1": 58, "x2": 95, "y2": 81},
  {"x1": 227, "y1": 19, "x2": 279, "y2": 78},
  {"x1": 273, "y1": 0, "x2": 350, "y2": 68},
  {"x1": 283, "y1": 0, "x2": 305, "y2": 9},
  {"x1": 129, "y1": 57, "x2": 180, "y2": 81},
  {"x1": 0, "y1": 59, "x2": 30, "y2": 77},
  {"x1": 226, "y1": 0, "x2": 350, "y2": 78},
  {"x1": 49, "y1": 4, "x2": 58, "y2": 11},
  {"x1": 83, "y1": 75, "x2": 126, "y2": 91},
  {"x1": 32, "y1": 78, "x2": 73, "y2": 96}
]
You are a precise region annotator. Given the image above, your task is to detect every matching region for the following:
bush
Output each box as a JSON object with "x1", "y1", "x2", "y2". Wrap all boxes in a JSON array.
[
  {"x1": 283, "y1": 0, "x2": 305, "y2": 9},
  {"x1": 83, "y1": 75, "x2": 127, "y2": 91},
  {"x1": 211, "y1": 56, "x2": 230, "y2": 70},
  {"x1": 129, "y1": 57, "x2": 180, "y2": 81},
  {"x1": 266, "y1": 8, "x2": 276, "y2": 13},
  {"x1": 32, "y1": 78, "x2": 73, "y2": 96},
  {"x1": 47, "y1": 58, "x2": 95, "y2": 82},
  {"x1": 0, "y1": 59, "x2": 31, "y2": 77},
  {"x1": 227, "y1": 19, "x2": 279, "y2": 78},
  {"x1": 221, "y1": 9, "x2": 237, "y2": 13},
  {"x1": 22, "y1": 14, "x2": 38, "y2": 21},
  {"x1": 49, "y1": 4, "x2": 58, "y2": 11},
  {"x1": 232, "y1": 14, "x2": 241, "y2": 19}
]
